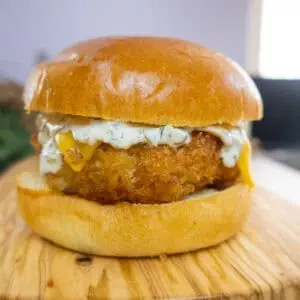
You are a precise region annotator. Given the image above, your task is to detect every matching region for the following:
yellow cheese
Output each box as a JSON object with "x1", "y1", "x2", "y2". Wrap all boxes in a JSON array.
[
  {"x1": 55, "y1": 132, "x2": 99, "y2": 172},
  {"x1": 237, "y1": 140, "x2": 254, "y2": 188}
]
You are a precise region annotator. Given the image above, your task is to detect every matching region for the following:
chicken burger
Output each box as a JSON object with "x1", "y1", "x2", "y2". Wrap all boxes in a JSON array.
[{"x1": 17, "y1": 37, "x2": 263, "y2": 257}]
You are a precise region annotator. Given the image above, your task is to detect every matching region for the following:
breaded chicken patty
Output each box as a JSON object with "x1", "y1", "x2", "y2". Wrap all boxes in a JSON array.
[{"x1": 39, "y1": 132, "x2": 239, "y2": 204}]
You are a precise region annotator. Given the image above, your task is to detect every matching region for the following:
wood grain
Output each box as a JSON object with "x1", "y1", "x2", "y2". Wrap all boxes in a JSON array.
[{"x1": 0, "y1": 156, "x2": 300, "y2": 299}]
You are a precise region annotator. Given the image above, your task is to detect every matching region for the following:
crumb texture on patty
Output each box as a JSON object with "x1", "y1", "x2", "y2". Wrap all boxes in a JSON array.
[{"x1": 44, "y1": 132, "x2": 239, "y2": 204}]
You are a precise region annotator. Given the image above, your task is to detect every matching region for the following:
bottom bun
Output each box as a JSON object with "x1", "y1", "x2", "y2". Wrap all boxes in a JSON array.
[{"x1": 17, "y1": 172, "x2": 252, "y2": 257}]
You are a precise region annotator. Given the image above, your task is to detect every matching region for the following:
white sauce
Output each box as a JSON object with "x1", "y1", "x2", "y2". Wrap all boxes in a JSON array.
[
  {"x1": 36, "y1": 115, "x2": 64, "y2": 174},
  {"x1": 40, "y1": 139, "x2": 62, "y2": 174},
  {"x1": 68, "y1": 122, "x2": 191, "y2": 149},
  {"x1": 201, "y1": 127, "x2": 246, "y2": 168},
  {"x1": 186, "y1": 188, "x2": 217, "y2": 200},
  {"x1": 36, "y1": 115, "x2": 246, "y2": 174}
]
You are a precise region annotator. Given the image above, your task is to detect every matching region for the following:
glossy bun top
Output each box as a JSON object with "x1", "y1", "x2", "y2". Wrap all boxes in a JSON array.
[{"x1": 24, "y1": 36, "x2": 262, "y2": 126}]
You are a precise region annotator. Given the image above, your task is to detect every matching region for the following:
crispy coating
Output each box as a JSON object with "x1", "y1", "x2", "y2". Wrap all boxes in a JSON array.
[{"x1": 43, "y1": 132, "x2": 239, "y2": 204}]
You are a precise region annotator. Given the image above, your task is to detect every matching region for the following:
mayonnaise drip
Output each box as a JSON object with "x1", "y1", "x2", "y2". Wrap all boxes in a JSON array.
[
  {"x1": 201, "y1": 127, "x2": 246, "y2": 168},
  {"x1": 36, "y1": 115, "x2": 246, "y2": 174},
  {"x1": 37, "y1": 115, "x2": 64, "y2": 174}
]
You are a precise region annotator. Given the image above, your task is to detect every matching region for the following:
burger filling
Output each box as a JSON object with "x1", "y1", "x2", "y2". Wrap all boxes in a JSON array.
[{"x1": 32, "y1": 114, "x2": 253, "y2": 204}]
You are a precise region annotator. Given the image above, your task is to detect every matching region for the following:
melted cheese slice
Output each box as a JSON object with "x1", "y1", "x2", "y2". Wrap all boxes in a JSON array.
[
  {"x1": 56, "y1": 131, "x2": 254, "y2": 188},
  {"x1": 55, "y1": 132, "x2": 99, "y2": 172},
  {"x1": 237, "y1": 140, "x2": 254, "y2": 188}
]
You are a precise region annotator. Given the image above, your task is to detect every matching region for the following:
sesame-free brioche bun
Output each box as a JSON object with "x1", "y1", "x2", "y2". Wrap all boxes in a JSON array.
[
  {"x1": 17, "y1": 172, "x2": 251, "y2": 257},
  {"x1": 23, "y1": 37, "x2": 262, "y2": 127}
]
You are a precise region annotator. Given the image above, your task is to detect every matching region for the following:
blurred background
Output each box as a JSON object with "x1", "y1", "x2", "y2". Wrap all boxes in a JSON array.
[{"x1": 1, "y1": 0, "x2": 299, "y2": 172}]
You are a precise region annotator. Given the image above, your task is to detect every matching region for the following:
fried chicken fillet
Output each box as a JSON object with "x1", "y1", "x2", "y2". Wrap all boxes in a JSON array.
[{"x1": 32, "y1": 132, "x2": 239, "y2": 204}]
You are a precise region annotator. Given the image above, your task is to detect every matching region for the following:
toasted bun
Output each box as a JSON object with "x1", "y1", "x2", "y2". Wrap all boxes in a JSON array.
[
  {"x1": 17, "y1": 172, "x2": 252, "y2": 257},
  {"x1": 23, "y1": 37, "x2": 262, "y2": 127}
]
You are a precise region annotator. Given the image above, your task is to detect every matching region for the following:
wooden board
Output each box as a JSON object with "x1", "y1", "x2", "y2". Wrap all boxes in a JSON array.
[{"x1": 1, "y1": 156, "x2": 300, "y2": 299}]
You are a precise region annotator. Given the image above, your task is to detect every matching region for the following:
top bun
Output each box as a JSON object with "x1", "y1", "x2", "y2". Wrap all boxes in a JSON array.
[{"x1": 24, "y1": 37, "x2": 262, "y2": 127}]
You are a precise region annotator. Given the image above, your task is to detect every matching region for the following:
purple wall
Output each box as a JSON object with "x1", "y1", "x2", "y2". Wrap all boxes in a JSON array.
[{"x1": 0, "y1": 0, "x2": 248, "y2": 82}]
